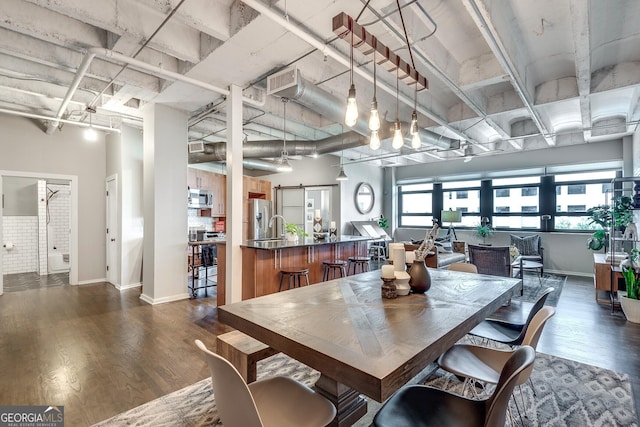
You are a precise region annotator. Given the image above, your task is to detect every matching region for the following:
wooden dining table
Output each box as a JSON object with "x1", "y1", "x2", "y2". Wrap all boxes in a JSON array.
[{"x1": 218, "y1": 268, "x2": 521, "y2": 426}]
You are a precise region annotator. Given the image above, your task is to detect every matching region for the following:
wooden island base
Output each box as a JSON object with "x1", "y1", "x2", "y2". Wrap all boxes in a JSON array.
[{"x1": 216, "y1": 236, "x2": 371, "y2": 305}]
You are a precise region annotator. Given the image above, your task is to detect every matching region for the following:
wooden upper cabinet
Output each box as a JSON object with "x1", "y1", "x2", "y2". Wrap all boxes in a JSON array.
[
  {"x1": 187, "y1": 168, "x2": 199, "y2": 189},
  {"x1": 211, "y1": 173, "x2": 226, "y2": 217}
]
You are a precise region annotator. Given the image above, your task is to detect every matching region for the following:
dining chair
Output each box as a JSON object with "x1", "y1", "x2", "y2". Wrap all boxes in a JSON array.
[
  {"x1": 372, "y1": 346, "x2": 536, "y2": 427},
  {"x1": 438, "y1": 307, "x2": 556, "y2": 424},
  {"x1": 469, "y1": 287, "x2": 554, "y2": 345},
  {"x1": 194, "y1": 340, "x2": 336, "y2": 427},
  {"x1": 467, "y1": 244, "x2": 511, "y2": 277},
  {"x1": 448, "y1": 262, "x2": 478, "y2": 274}
]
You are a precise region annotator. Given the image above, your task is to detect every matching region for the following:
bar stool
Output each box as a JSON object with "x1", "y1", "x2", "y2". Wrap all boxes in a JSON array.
[
  {"x1": 322, "y1": 260, "x2": 347, "y2": 281},
  {"x1": 369, "y1": 243, "x2": 386, "y2": 261},
  {"x1": 348, "y1": 256, "x2": 370, "y2": 275},
  {"x1": 279, "y1": 267, "x2": 310, "y2": 291}
]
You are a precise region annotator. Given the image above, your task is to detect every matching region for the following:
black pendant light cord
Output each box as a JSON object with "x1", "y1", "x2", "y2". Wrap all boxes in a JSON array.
[{"x1": 396, "y1": 0, "x2": 416, "y2": 70}]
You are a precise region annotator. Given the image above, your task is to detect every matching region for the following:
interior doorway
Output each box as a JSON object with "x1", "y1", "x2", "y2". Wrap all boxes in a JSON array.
[{"x1": 0, "y1": 170, "x2": 78, "y2": 294}]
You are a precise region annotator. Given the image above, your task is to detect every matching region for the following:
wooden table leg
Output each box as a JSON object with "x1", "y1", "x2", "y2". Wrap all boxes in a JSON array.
[{"x1": 314, "y1": 374, "x2": 368, "y2": 427}]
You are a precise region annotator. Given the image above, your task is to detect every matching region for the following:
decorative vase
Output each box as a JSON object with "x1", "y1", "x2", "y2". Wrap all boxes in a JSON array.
[
  {"x1": 620, "y1": 295, "x2": 640, "y2": 324},
  {"x1": 286, "y1": 232, "x2": 298, "y2": 243},
  {"x1": 408, "y1": 259, "x2": 431, "y2": 293}
]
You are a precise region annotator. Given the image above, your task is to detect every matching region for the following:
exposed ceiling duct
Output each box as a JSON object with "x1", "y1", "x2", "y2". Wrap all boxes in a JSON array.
[
  {"x1": 266, "y1": 67, "x2": 453, "y2": 149},
  {"x1": 189, "y1": 131, "x2": 367, "y2": 165},
  {"x1": 188, "y1": 67, "x2": 455, "y2": 169}
]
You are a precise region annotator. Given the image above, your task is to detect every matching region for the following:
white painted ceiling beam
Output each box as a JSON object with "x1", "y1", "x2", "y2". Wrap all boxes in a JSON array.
[
  {"x1": 133, "y1": 0, "x2": 232, "y2": 42},
  {"x1": 21, "y1": 0, "x2": 222, "y2": 63},
  {"x1": 569, "y1": 0, "x2": 592, "y2": 141},
  {"x1": 0, "y1": 29, "x2": 164, "y2": 94},
  {"x1": 0, "y1": 0, "x2": 106, "y2": 49},
  {"x1": 462, "y1": 0, "x2": 556, "y2": 146}
]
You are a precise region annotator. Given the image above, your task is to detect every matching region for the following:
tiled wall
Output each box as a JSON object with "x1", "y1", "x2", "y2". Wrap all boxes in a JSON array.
[
  {"x1": 3, "y1": 216, "x2": 38, "y2": 274},
  {"x1": 38, "y1": 180, "x2": 47, "y2": 274},
  {"x1": 188, "y1": 209, "x2": 213, "y2": 230},
  {"x1": 47, "y1": 183, "x2": 70, "y2": 254}
]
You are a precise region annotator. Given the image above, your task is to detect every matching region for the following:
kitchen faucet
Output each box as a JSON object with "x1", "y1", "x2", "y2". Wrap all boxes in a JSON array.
[{"x1": 268, "y1": 215, "x2": 286, "y2": 238}]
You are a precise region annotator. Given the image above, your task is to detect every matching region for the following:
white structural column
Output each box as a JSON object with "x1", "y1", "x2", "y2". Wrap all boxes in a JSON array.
[
  {"x1": 226, "y1": 85, "x2": 243, "y2": 303},
  {"x1": 141, "y1": 104, "x2": 189, "y2": 304}
]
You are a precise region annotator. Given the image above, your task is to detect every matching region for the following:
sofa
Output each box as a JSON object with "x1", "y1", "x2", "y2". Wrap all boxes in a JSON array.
[{"x1": 393, "y1": 227, "x2": 466, "y2": 268}]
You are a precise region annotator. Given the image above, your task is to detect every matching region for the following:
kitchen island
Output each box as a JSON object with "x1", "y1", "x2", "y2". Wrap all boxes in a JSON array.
[{"x1": 215, "y1": 235, "x2": 371, "y2": 306}]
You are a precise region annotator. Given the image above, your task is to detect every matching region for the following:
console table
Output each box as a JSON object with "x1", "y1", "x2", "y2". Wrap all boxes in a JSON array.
[{"x1": 593, "y1": 253, "x2": 624, "y2": 305}]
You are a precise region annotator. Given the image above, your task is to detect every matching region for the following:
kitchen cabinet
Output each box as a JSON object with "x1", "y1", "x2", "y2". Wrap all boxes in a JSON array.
[
  {"x1": 210, "y1": 173, "x2": 226, "y2": 217},
  {"x1": 188, "y1": 168, "x2": 213, "y2": 190}
]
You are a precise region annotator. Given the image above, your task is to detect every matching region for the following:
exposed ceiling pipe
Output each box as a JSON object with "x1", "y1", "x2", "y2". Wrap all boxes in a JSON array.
[
  {"x1": 0, "y1": 107, "x2": 120, "y2": 133},
  {"x1": 241, "y1": 0, "x2": 471, "y2": 143},
  {"x1": 46, "y1": 47, "x2": 265, "y2": 134}
]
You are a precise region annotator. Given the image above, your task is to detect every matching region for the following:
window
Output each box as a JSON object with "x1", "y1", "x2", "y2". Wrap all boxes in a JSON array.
[
  {"x1": 443, "y1": 180, "x2": 480, "y2": 227},
  {"x1": 396, "y1": 168, "x2": 621, "y2": 232},
  {"x1": 398, "y1": 183, "x2": 434, "y2": 227},
  {"x1": 567, "y1": 184, "x2": 586, "y2": 195},
  {"x1": 554, "y1": 170, "x2": 618, "y2": 230},
  {"x1": 492, "y1": 177, "x2": 541, "y2": 229}
]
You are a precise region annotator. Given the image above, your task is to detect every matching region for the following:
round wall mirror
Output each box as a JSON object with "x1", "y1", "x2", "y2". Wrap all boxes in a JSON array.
[{"x1": 355, "y1": 182, "x2": 374, "y2": 214}]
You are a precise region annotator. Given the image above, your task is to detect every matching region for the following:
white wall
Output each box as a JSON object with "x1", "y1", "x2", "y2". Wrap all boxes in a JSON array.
[
  {"x1": 0, "y1": 113, "x2": 106, "y2": 282},
  {"x1": 106, "y1": 125, "x2": 144, "y2": 290},
  {"x1": 263, "y1": 155, "x2": 384, "y2": 235}
]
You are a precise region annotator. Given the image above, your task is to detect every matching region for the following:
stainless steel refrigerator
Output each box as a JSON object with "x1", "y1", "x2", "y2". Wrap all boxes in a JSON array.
[{"x1": 248, "y1": 199, "x2": 273, "y2": 240}]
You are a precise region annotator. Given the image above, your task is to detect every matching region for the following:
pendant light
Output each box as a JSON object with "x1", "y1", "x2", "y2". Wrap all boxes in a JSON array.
[
  {"x1": 336, "y1": 127, "x2": 348, "y2": 181},
  {"x1": 277, "y1": 98, "x2": 293, "y2": 172},
  {"x1": 369, "y1": 130, "x2": 381, "y2": 150},
  {"x1": 391, "y1": 67, "x2": 404, "y2": 149},
  {"x1": 410, "y1": 82, "x2": 421, "y2": 149},
  {"x1": 368, "y1": 50, "x2": 380, "y2": 132},
  {"x1": 84, "y1": 106, "x2": 98, "y2": 141},
  {"x1": 345, "y1": 30, "x2": 358, "y2": 127}
]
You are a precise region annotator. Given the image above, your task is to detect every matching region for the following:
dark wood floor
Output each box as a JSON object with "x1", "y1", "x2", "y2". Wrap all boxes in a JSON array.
[{"x1": 0, "y1": 275, "x2": 638, "y2": 426}]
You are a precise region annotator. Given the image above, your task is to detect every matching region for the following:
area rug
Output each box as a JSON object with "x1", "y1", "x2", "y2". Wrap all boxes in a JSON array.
[
  {"x1": 516, "y1": 271, "x2": 566, "y2": 307},
  {"x1": 93, "y1": 350, "x2": 637, "y2": 427}
]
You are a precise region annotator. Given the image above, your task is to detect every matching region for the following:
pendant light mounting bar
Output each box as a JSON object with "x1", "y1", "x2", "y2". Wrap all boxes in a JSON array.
[{"x1": 332, "y1": 12, "x2": 428, "y2": 91}]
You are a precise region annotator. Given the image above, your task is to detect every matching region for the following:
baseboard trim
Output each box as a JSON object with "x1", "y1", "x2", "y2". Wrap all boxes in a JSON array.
[
  {"x1": 116, "y1": 282, "x2": 142, "y2": 291},
  {"x1": 139, "y1": 292, "x2": 190, "y2": 305},
  {"x1": 545, "y1": 269, "x2": 591, "y2": 278},
  {"x1": 77, "y1": 278, "x2": 107, "y2": 285}
]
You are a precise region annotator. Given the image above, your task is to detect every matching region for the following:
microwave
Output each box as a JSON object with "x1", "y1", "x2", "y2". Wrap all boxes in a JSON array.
[{"x1": 188, "y1": 189, "x2": 213, "y2": 209}]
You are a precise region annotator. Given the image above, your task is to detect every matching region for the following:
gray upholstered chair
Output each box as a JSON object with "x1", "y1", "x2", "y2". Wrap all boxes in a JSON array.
[
  {"x1": 467, "y1": 244, "x2": 511, "y2": 277},
  {"x1": 195, "y1": 340, "x2": 336, "y2": 427},
  {"x1": 510, "y1": 234, "x2": 544, "y2": 274}
]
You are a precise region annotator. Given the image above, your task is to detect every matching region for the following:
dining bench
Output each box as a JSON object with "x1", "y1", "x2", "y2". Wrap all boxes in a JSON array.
[{"x1": 215, "y1": 330, "x2": 278, "y2": 383}]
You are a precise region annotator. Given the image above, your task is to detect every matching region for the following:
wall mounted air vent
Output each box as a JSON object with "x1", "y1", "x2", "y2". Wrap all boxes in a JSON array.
[
  {"x1": 267, "y1": 66, "x2": 299, "y2": 96},
  {"x1": 188, "y1": 141, "x2": 205, "y2": 153}
]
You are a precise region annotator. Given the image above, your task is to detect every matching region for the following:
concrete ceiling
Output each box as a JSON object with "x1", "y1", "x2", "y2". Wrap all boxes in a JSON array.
[{"x1": 0, "y1": 0, "x2": 639, "y2": 168}]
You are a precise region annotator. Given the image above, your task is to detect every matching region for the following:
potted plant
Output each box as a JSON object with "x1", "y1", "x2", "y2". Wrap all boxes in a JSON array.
[
  {"x1": 474, "y1": 223, "x2": 494, "y2": 245},
  {"x1": 587, "y1": 195, "x2": 634, "y2": 251},
  {"x1": 620, "y1": 248, "x2": 640, "y2": 323},
  {"x1": 284, "y1": 223, "x2": 307, "y2": 242}
]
